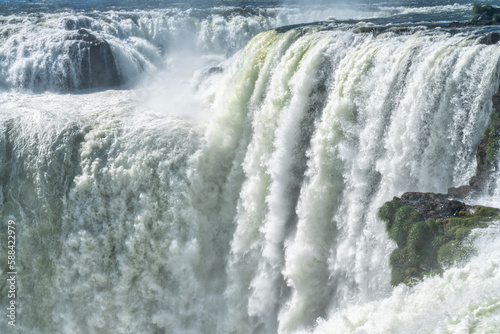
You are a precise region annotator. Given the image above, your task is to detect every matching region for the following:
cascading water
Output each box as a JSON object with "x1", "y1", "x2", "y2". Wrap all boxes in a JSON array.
[
  {"x1": 0, "y1": 5, "x2": 397, "y2": 92},
  {"x1": 303, "y1": 220, "x2": 500, "y2": 333},
  {"x1": 0, "y1": 8, "x2": 282, "y2": 91},
  {"x1": 198, "y1": 26, "x2": 500, "y2": 333},
  {"x1": 2, "y1": 1, "x2": 500, "y2": 333}
]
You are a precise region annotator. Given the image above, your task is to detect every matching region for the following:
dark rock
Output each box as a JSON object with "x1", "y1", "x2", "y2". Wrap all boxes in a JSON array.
[
  {"x1": 447, "y1": 185, "x2": 471, "y2": 198},
  {"x1": 76, "y1": 29, "x2": 95, "y2": 41},
  {"x1": 479, "y1": 32, "x2": 500, "y2": 45},
  {"x1": 65, "y1": 29, "x2": 121, "y2": 89},
  {"x1": 63, "y1": 17, "x2": 94, "y2": 31},
  {"x1": 492, "y1": 91, "x2": 500, "y2": 110},
  {"x1": 207, "y1": 66, "x2": 223, "y2": 75},
  {"x1": 474, "y1": 138, "x2": 488, "y2": 176},
  {"x1": 449, "y1": 21, "x2": 465, "y2": 27},
  {"x1": 469, "y1": 175, "x2": 484, "y2": 189},
  {"x1": 194, "y1": 66, "x2": 224, "y2": 90},
  {"x1": 395, "y1": 192, "x2": 466, "y2": 220}
]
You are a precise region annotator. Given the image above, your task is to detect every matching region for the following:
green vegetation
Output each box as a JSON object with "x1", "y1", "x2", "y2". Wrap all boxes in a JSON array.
[
  {"x1": 378, "y1": 200, "x2": 500, "y2": 286},
  {"x1": 473, "y1": 4, "x2": 494, "y2": 15},
  {"x1": 472, "y1": 4, "x2": 500, "y2": 23},
  {"x1": 484, "y1": 112, "x2": 500, "y2": 161}
]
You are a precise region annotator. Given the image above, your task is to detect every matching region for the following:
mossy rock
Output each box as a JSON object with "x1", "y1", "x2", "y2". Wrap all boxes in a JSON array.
[
  {"x1": 379, "y1": 199, "x2": 500, "y2": 286},
  {"x1": 471, "y1": 4, "x2": 500, "y2": 23},
  {"x1": 390, "y1": 206, "x2": 424, "y2": 248},
  {"x1": 377, "y1": 200, "x2": 404, "y2": 229},
  {"x1": 390, "y1": 247, "x2": 422, "y2": 269},
  {"x1": 437, "y1": 240, "x2": 475, "y2": 268},
  {"x1": 484, "y1": 112, "x2": 500, "y2": 161},
  {"x1": 475, "y1": 205, "x2": 499, "y2": 217},
  {"x1": 473, "y1": 4, "x2": 496, "y2": 16}
]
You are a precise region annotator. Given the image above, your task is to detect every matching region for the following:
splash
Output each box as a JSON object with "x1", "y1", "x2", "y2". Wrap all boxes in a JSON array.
[{"x1": 305, "y1": 222, "x2": 500, "y2": 333}]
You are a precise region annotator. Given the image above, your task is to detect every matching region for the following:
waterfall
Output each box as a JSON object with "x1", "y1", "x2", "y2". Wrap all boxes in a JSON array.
[
  {"x1": 199, "y1": 27, "x2": 500, "y2": 332},
  {"x1": 1, "y1": 20, "x2": 500, "y2": 333}
]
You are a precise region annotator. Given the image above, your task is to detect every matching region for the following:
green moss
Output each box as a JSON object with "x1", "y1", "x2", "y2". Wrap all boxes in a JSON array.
[
  {"x1": 377, "y1": 200, "x2": 404, "y2": 230},
  {"x1": 403, "y1": 275, "x2": 421, "y2": 287},
  {"x1": 389, "y1": 248, "x2": 422, "y2": 286},
  {"x1": 422, "y1": 268, "x2": 444, "y2": 279},
  {"x1": 432, "y1": 235, "x2": 448, "y2": 249},
  {"x1": 407, "y1": 221, "x2": 431, "y2": 250},
  {"x1": 437, "y1": 240, "x2": 474, "y2": 268},
  {"x1": 472, "y1": 4, "x2": 500, "y2": 16},
  {"x1": 391, "y1": 268, "x2": 406, "y2": 287},
  {"x1": 390, "y1": 248, "x2": 422, "y2": 269},
  {"x1": 379, "y1": 200, "x2": 499, "y2": 286},
  {"x1": 475, "y1": 205, "x2": 500, "y2": 217},
  {"x1": 471, "y1": 4, "x2": 500, "y2": 22},
  {"x1": 458, "y1": 210, "x2": 472, "y2": 217},
  {"x1": 390, "y1": 205, "x2": 423, "y2": 247},
  {"x1": 442, "y1": 210, "x2": 495, "y2": 241},
  {"x1": 484, "y1": 112, "x2": 500, "y2": 161},
  {"x1": 472, "y1": 3, "x2": 483, "y2": 15},
  {"x1": 455, "y1": 227, "x2": 472, "y2": 240}
]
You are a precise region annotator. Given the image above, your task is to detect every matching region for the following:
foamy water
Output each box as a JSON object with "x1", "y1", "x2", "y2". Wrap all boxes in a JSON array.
[{"x1": 2, "y1": 2, "x2": 500, "y2": 333}]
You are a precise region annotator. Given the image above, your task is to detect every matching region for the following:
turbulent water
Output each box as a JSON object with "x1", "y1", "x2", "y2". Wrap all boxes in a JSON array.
[{"x1": 1, "y1": 1, "x2": 500, "y2": 333}]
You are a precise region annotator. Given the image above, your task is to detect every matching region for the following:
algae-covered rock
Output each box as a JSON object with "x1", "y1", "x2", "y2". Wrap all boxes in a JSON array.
[
  {"x1": 471, "y1": 4, "x2": 500, "y2": 24},
  {"x1": 378, "y1": 195, "x2": 500, "y2": 286}
]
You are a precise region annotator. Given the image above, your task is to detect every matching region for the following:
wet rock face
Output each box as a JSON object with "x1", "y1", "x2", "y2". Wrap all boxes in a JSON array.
[
  {"x1": 394, "y1": 192, "x2": 466, "y2": 220},
  {"x1": 447, "y1": 185, "x2": 471, "y2": 199},
  {"x1": 478, "y1": 32, "x2": 500, "y2": 45},
  {"x1": 378, "y1": 197, "x2": 500, "y2": 286},
  {"x1": 66, "y1": 29, "x2": 121, "y2": 89}
]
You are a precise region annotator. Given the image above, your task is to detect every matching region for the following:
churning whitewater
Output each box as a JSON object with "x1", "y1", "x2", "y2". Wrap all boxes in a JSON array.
[{"x1": 2, "y1": 3, "x2": 500, "y2": 334}]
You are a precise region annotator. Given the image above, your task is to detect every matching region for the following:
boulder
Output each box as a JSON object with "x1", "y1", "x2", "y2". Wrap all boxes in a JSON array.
[
  {"x1": 447, "y1": 185, "x2": 471, "y2": 199},
  {"x1": 395, "y1": 192, "x2": 465, "y2": 220},
  {"x1": 378, "y1": 197, "x2": 500, "y2": 286},
  {"x1": 66, "y1": 29, "x2": 121, "y2": 89},
  {"x1": 479, "y1": 32, "x2": 500, "y2": 45}
]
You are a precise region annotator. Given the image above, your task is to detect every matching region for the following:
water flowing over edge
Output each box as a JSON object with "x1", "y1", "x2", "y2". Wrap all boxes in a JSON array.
[
  {"x1": 0, "y1": 3, "x2": 476, "y2": 92},
  {"x1": 2, "y1": 15, "x2": 500, "y2": 334}
]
